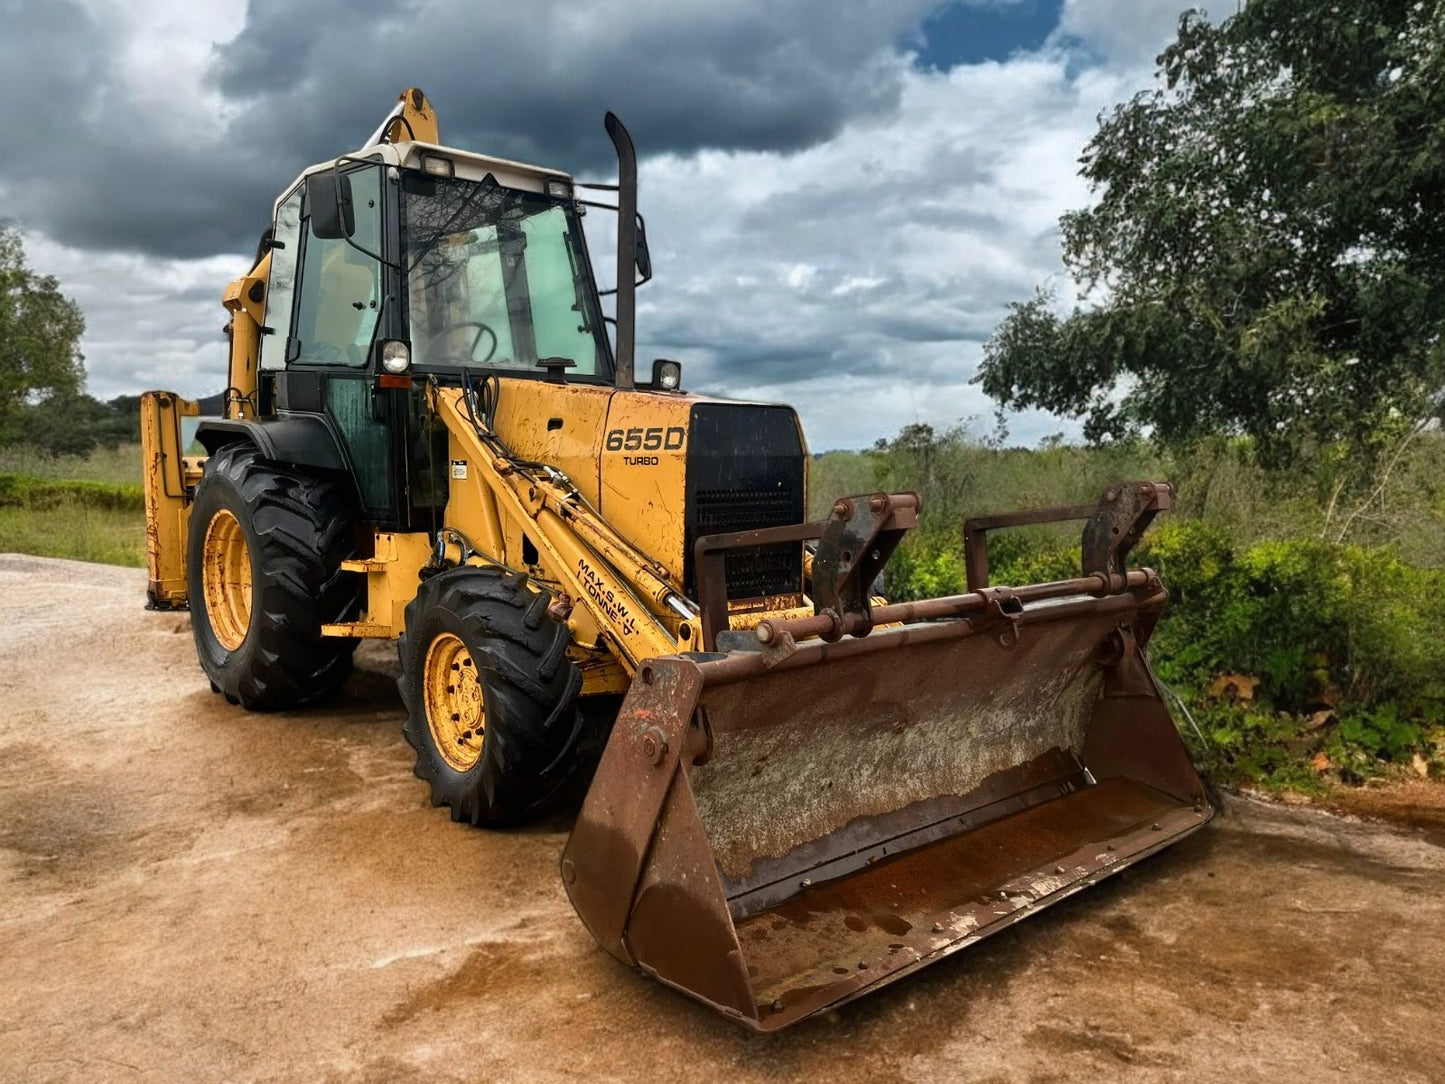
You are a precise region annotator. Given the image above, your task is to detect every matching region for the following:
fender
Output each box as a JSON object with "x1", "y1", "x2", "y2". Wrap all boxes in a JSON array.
[{"x1": 196, "y1": 412, "x2": 350, "y2": 474}]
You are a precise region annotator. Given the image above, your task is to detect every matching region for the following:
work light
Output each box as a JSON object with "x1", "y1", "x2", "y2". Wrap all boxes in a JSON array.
[{"x1": 381, "y1": 340, "x2": 411, "y2": 373}]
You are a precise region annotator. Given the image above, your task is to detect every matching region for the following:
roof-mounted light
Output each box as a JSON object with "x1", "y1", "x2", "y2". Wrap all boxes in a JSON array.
[
  {"x1": 545, "y1": 177, "x2": 574, "y2": 200},
  {"x1": 421, "y1": 155, "x2": 454, "y2": 178}
]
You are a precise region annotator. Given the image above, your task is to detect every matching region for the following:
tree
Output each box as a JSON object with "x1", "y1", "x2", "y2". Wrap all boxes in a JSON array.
[
  {"x1": 978, "y1": 1, "x2": 1445, "y2": 469},
  {"x1": 11, "y1": 393, "x2": 139, "y2": 458},
  {"x1": 0, "y1": 225, "x2": 86, "y2": 444}
]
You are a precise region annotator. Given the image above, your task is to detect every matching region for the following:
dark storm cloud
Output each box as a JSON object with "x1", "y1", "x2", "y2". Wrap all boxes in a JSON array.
[
  {"x1": 0, "y1": 0, "x2": 273, "y2": 257},
  {"x1": 212, "y1": 0, "x2": 937, "y2": 166},
  {"x1": 0, "y1": 0, "x2": 945, "y2": 259}
]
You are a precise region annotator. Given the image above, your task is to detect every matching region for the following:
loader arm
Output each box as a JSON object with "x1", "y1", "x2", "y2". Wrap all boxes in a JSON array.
[{"x1": 431, "y1": 386, "x2": 693, "y2": 670}]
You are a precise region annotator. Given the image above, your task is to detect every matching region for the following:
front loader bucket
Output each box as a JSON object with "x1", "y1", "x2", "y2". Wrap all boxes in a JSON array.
[{"x1": 562, "y1": 578, "x2": 1212, "y2": 1030}]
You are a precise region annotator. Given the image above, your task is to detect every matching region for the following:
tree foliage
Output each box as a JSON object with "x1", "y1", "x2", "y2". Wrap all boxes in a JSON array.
[
  {"x1": 0, "y1": 226, "x2": 86, "y2": 444},
  {"x1": 10, "y1": 394, "x2": 140, "y2": 458},
  {"x1": 978, "y1": 1, "x2": 1445, "y2": 465}
]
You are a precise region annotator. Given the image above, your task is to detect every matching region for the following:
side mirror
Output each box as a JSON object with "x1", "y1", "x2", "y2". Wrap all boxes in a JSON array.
[
  {"x1": 306, "y1": 169, "x2": 354, "y2": 240},
  {"x1": 635, "y1": 215, "x2": 652, "y2": 282}
]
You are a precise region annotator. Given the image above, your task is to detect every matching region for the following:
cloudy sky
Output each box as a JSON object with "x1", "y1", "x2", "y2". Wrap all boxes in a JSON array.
[{"x1": 0, "y1": 0, "x2": 1190, "y2": 450}]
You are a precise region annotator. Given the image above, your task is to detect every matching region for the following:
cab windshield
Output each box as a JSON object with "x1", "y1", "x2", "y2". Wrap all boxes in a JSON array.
[{"x1": 400, "y1": 172, "x2": 610, "y2": 377}]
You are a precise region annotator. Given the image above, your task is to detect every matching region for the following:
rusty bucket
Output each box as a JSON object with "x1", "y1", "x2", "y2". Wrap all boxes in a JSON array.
[{"x1": 562, "y1": 564, "x2": 1212, "y2": 1030}]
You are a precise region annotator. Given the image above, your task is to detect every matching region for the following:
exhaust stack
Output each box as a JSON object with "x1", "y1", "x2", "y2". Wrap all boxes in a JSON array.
[{"x1": 605, "y1": 112, "x2": 637, "y2": 390}]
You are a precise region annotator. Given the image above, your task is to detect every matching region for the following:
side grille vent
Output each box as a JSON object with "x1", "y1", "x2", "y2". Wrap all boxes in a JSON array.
[
  {"x1": 684, "y1": 405, "x2": 806, "y2": 602},
  {"x1": 695, "y1": 486, "x2": 801, "y2": 600}
]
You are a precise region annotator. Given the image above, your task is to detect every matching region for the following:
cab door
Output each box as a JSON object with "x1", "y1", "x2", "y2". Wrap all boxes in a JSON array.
[{"x1": 261, "y1": 163, "x2": 401, "y2": 524}]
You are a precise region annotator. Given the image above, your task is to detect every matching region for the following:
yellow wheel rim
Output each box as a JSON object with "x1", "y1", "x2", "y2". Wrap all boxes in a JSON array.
[
  {"x1": 424, "y1": 632, "x2": 485, "y2": 772},
  {"x1": 202, "y1": 509, "x2": 252, "y2": 652}
]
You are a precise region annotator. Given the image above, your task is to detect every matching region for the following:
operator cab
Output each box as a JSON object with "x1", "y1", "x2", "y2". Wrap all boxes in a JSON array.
[{"x1": 253, "y1": 140, "x2": 635, "y2": 527}]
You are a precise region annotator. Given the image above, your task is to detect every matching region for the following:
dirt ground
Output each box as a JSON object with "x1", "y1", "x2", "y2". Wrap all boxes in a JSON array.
[{"x1": 2, "y1": 554, "x2": 1442, "y2": 1083}]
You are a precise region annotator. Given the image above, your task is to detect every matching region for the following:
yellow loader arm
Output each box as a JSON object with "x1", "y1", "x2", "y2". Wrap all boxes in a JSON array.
[{"x1": 430, "y1": 386, "x2": 693, "y2": 668}]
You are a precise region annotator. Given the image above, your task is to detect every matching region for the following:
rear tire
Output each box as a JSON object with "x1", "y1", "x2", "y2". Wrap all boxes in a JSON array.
[
  {"x1": 398, "y1": 566, "x2": 584, "y2": 826},
  {"x1": 187, "y1": 443, "x2": 361, "y2": 710}
]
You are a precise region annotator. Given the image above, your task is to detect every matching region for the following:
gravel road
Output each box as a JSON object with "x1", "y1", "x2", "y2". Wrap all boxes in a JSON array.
[{"x1": 2, "y1": 554, "x2": 1442, "y2": 1083}]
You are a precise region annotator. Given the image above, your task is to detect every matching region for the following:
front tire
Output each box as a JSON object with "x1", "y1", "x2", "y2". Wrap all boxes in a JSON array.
[
  {"x1": 187, "y1": 443, "x2": 361, "y2": 710},
  {"x1": 399, "y1": 566, "x2": 584, "y2": 826}
]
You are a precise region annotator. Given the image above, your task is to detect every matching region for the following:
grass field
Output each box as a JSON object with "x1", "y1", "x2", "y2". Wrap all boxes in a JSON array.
[
  {"x1": 0, "y1": 445, "x2": 146, "y2": 566},
  {"x1": 0, "y1": 443, "x2": 142, "y2": 485},
  {"x1": 0, "y1": 504, "x2": 146, "y2": 566}
]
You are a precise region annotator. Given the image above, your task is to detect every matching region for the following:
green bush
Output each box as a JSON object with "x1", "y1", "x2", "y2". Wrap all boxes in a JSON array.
[
  {"x1": 990, "y1": 544, "x2": 1080, "y2": 588},
  {"x1": 1138, "y1": 521, "x2": 1445, "y2": 723},
  {"x1": 0, "y1": 473, "x2": 144, "y2": 513},
  {"x1": 882, "y1": 535, "x2": 966, "y2": 601}
]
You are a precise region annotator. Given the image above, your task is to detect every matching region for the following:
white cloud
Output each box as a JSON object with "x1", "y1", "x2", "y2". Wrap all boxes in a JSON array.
[
  {"x1": 22, "y1": 235, "x2": 238, "y2": 398},
  {"x1": 1054, "y1": 0, "x2": 1190, "y2": 67},
  {"x1": 624, "y1": 53, "x2": 1164, "y2": 450}
]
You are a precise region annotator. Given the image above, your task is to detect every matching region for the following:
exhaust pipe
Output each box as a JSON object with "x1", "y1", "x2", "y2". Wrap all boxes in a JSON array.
[{"x1": 605, "y1": 112, "x2": 637, "y2": 390}]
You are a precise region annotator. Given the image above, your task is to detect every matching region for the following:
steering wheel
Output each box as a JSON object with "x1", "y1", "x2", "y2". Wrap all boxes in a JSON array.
[{"x1": 422, "y1": 321, "x2": 498, "y2": 365}]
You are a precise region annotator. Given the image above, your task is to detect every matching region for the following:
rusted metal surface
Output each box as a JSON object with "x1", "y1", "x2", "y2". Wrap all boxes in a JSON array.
[
  {"x1": 703, "y1": 581, "x2": 1158, "y2": 684},
  {"x1": 691, "y1": 613, "x2": 1117, "y2": 883},
  {"x1": 694, "y1": 521, "x2": 824, "y2": 650},
  {"x1": 563, "y1": 572, "x2": 1212, "y2": 1030},
  {"x1": 560, "y1": 659, "x2": 706, "y2": 964},
  {"x1": 808, "y1": 492, "x2": 919, "y2": 637},
  {"x1": 694, "y1": 491, "x2": 920, "y2": 650},
  {"x1": 751, "y1": 571, "x2": 1158, "y2": 657},
  {"x1": 735, "y1": 779, "x2": 1206, "y2": 1029},
  {"x1": 963, "y1": 480, "x2": 1172, "y2": 592},
  {"x1": 1081, "y1": 481, "x2": 1173, "y2": 590}
]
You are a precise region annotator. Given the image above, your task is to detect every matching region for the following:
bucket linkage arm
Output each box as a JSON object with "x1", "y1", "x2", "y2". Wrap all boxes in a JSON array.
[
  {"x1": 692, "y1": 491, "x2": 921, "y2": 653},
  {"x1": 963, "y1": 480, "x2": 1173, "y2": 593}
]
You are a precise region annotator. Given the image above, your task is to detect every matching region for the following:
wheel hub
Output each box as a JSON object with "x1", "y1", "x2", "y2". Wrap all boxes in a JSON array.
[
  {"x1": 423, "y1": 632, "x2": 485, "y2": 772},
  {"x1": 201, "y1": 509, "x2": 252, "y2": 651}
]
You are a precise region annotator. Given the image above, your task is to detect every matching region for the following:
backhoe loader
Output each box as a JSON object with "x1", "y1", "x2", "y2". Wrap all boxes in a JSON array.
[{"x1": 140, "y1": 88, "x2": 1213, "y2": 1030}]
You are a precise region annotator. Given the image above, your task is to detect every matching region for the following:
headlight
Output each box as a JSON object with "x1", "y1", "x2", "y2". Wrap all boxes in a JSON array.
[
  {"x1": 651, "y1": 358, "x2": 682, "y2": 391},
  {"x1": 381, "y1": 340, "x2": 411, "y2": 373}
]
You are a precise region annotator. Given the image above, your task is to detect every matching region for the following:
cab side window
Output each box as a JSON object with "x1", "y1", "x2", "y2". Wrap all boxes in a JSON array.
[
  {"x1": 258, "y1": 189, "x2": 301, "y2": 371},
  {"x1": 291, "y1": 166, "x2": 384, "y2": 367}
]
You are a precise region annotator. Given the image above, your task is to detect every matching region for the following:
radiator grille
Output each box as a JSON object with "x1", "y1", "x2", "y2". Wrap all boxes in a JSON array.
[
  {"x1": 684, "y1": 404, "x2": 806, "y2": 603},
  {"x1": 695, "y1": 486, "x2": 802, "y2": 600}
]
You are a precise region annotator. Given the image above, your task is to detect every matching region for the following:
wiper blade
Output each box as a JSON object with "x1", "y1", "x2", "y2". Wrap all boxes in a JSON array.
[{"x1": 404, "y1": 173, "x2": 510, "y2": 275}]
